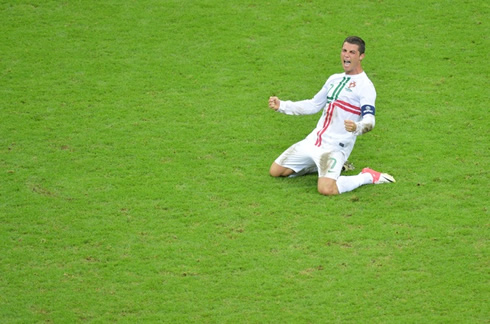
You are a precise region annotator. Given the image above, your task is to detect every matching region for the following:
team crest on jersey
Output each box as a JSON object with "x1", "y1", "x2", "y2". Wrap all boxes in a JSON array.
[{"x1": 344, "y1": 81, "x2": 356, "y2": 92}]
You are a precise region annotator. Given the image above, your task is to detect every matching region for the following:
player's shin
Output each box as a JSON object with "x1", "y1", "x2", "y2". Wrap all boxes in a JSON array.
[{"x1": 336, "y1": 173, "x2": 372, "y2": 194}]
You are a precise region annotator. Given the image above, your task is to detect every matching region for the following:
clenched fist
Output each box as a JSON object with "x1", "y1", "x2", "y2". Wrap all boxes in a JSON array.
[
  {"x1": 268, "y1": 96, "x2": 280, "y2": 111},
  {"x1": 344, "y1": 120, "x2": 357, "y2": 132}
]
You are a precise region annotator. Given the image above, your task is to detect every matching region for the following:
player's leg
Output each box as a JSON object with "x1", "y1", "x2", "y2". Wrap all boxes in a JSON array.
[
  {"x1": 317, "y1": 177, "x2": 339, "y2": 196},
  {"x1": 269, "y1": 162, "x2": 295, "y2": 177},
  {"x1": 315, "y1": 151, "x2": 344, "y2": 196},
  {"x1": 270, "y1": 140, "x2": 315, "y2": 178},
  {"x1": 336, "y1": 168, "x2": 396, "y2": 193},
  {"x1": 314, "y1": 150, "x2": 395, "y2": 195}
]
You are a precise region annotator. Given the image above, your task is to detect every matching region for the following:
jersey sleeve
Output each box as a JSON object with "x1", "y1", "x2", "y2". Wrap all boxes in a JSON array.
[
  {"x1": 353, "y1": 79, "x2": 377, "y2": 135},
  {"x1": 277, "y1": 78, "x2": 332, "y2": 116},
  {"x1": 352, "y1": 114, "x2": 375, "y2": 136},
  {"x1": 359, "y1": 80, "x2": 376, "y2": 116}
]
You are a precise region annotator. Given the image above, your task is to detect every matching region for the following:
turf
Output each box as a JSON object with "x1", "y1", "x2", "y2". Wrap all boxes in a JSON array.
[{"x1": 1, "y1": 0, "x2": 488, "y2": 322}]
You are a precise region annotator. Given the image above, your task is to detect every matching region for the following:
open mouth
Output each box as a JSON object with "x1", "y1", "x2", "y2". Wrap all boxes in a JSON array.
[{"x1": 343, "y1": 60, "x2": 351, "y2": 66}]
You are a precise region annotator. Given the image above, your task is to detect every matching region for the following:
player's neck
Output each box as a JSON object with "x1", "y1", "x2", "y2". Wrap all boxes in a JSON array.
[{"x1": 345, "y1": 68, "x2": 364, "y2": 76}]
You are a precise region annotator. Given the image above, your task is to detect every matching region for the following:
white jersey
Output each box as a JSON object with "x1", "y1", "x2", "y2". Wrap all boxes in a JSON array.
[{"x1": 278, "y1": 71, "x2": 376, "y2": 157}]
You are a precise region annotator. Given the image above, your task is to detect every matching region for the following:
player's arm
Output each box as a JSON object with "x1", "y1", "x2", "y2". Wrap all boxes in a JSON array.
[
  {"x1": 268, "y1": 80, "x2": 330, "y2": 115},
  {"x1": 276, "y1": 99, "x2": 324, "y2": 115},
  {"x1": 345, "y1": 104, "x2": 376, "y2": 135},
  {"x1": 268, "y1": 95, "x2": 326, "y2": 115}
]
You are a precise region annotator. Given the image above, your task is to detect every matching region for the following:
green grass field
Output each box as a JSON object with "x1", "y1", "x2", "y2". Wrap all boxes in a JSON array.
[{"x1": 1, "y1": 0, "x2": 488, "y2": 322}]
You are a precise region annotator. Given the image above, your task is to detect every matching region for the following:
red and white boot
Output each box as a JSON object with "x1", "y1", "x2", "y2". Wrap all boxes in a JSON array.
[{"x1": 361, "y1": 168, "x2": 396, "y2": 184}]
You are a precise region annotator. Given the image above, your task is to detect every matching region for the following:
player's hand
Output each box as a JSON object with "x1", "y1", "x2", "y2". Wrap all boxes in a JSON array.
[
  {"x1": 344, "y1": 120, "x2": 357, "y2": 132},
  {"x1": 268, "y1": 96, "x2": 280, "y2": 111}
]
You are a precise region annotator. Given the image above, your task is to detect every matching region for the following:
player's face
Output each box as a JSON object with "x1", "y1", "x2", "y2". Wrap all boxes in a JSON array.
[{"x1": 341, "y1": 42, "x2": 365, "y2": 75}]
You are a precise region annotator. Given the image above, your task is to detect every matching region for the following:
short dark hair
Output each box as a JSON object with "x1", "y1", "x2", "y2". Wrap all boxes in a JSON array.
[{"x1": 343, "y1": 36, "x2": 366, "y2": 54}]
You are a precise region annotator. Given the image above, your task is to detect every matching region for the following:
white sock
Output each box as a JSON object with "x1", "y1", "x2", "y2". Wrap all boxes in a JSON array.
[{"x1": 336, "y1": 173, "x2": 373, "y2": 194}]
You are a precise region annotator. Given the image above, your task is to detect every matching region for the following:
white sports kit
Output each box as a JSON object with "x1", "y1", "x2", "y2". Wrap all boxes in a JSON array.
[{"x1": 275, "y1": 71, "x2": 376, "y2": 179}]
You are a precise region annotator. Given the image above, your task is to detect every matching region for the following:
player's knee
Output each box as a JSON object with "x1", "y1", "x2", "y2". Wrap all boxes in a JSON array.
[
  {"x1": 269, "y1": 164, "x2": 281, "y2": 177},
  {"x1": 269, "y1": 168, "x2": 281, "y2": 177},
  {"x1": 317, "y1": 183, "x2": 339, "y2": 196},
  {"x1": 318, "y1": 187, "x2": 338, "y2": 196},
  {"x1": 269, "y1": 163, "x2": 293, "y2": 177}
]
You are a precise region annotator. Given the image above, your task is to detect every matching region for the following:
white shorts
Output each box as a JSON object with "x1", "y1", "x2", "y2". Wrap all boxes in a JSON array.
[{"x1": 274, "y1": 139, "x2": 347, "y2": 180}]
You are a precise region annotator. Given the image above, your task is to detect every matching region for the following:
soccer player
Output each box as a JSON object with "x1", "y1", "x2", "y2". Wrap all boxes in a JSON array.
[{"x1": 268, "y1": 36, "x2": 395, "y2": 196}]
